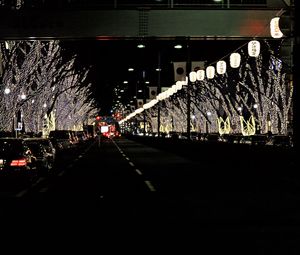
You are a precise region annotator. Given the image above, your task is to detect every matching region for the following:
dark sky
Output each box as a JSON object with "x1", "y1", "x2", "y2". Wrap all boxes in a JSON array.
[{"x1": 61, "y1": 39, "x2": 247, "y2": 115}]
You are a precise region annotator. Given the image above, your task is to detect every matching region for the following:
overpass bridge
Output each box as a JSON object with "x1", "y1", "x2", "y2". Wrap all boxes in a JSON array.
[
  {"x1": 0, "y1": 0, "x2": 297, "y2": 148},
  {"x1": 0, "y1": 0, "x2": 290, "y2": 39}
]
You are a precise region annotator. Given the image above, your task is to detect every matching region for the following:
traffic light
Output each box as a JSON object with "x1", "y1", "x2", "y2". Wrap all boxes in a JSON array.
[{"x1": 96, "y1": 116, "x2": 101, "y2": 121}]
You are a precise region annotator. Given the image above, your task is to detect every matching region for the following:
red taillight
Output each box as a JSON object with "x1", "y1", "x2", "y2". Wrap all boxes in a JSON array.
[{"x1": 10, "y1": 159, "x2": 27, "y2": 167}]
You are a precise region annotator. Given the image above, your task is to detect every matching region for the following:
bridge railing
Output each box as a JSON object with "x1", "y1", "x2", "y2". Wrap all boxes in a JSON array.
[{"x1": 0, "y1": 0, "x2": 268, "y2": 11}]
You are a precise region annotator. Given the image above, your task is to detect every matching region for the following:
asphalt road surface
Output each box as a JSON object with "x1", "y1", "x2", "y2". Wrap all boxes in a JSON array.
[{"x1": 0, "y1": 137, "x2": 299, "y2": 253}]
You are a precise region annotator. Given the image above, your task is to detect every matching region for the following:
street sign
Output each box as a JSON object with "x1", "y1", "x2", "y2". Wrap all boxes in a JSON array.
[{"x1": 15, "y1": 122, "x2": 22, "y2": 131}]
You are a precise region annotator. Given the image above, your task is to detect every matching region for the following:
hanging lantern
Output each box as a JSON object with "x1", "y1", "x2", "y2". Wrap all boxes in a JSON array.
[
  {"x1": 248, "y1": 40, "x2": 260, "y2": 57},
  {"x1": 189, "y1": 71, "x2": 197, "y2": 83},
  {"x1": 176, "y1": 80, "x2": 183, "y2": 90},
  {"x1": 216, "y1": 60, "x2": 227, "y2": 74},
  {"x1": 230, "y1": 53, "x2": 241, "y2": 68},
  {"x1": 196, "y1": 70, "x2": 205, "y2": 81},
  {"x1": 270, "y1": 17, "x2": 283, "y2": 38},
  {"x1": 206, "y1": 66, "x2": 215, "y2": 79}
]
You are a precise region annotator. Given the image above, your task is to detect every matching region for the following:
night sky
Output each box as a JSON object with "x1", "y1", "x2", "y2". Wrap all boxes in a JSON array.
[{"x1": 61, "y1": 39, "x2": 247, "y2": 115}]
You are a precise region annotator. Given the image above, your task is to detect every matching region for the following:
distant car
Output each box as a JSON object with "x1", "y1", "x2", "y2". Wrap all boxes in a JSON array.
[{"x1": 0, "y1": 137, "x2": 37, "y2": 177}]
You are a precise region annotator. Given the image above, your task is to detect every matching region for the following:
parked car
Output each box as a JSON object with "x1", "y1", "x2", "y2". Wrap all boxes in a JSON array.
[
  {"x1": 266, "y1": 135, "x2": 293, "y2": 147},
  {"x1": 251, "y1": 134, "x2": 269, "y2": 146},
  {"x1": 0, "y1": 137, "x2": 37, "y2": 177},
  {"x1": 24, "y1": 138, "x2": 55, "y2": 175},
  {"x1": 48, "y1": 130, "x2": 73, "y2": 151}
]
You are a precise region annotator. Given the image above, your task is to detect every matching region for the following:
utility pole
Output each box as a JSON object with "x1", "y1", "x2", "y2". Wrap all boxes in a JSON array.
[
  {"x1": 142, "y1": 70, "x2": 146, "y2": 136},
  {"x1": 157, "y1": 50, "x2": 161, "y2": 137},
  {"x1": 186, "y1": 38, "x2": 191, "y2": 140},
  {"x1": 291, "y1": 0, "x2": 298, "y2": 150}
]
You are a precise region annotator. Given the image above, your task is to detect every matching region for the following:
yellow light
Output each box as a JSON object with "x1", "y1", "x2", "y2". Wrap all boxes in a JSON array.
[
  {"x1": 240, "y1": 115, "x2": 256, "y2": 136},
  {"x1": 217, "y1": 117, "x2": 231, "y2": 135}
]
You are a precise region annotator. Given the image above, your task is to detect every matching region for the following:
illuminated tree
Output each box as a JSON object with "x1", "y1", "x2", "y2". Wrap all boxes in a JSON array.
[{"x1": 0, "y1": 40, "x2": 98, "y2": 135}]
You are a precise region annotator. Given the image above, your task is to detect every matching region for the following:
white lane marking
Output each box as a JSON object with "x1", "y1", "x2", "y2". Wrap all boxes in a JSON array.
[
  {"x1": 129, "y1": 162, "x2": 135, "y2": 167},
  {"x1": 30, "y1": 177, "x2": 45, "y2": 188},
  {"x1": 135, "y1": 169, "x2": 142, "y2": 175},
  {"x1": 15, "y1": 189, "x2": 29, "y2": 198},
  {"x1": 78, "y1": 155, "x2": 83, "y2": 158},
  {"x1": 39, "y1": 187, "x2": 48, "y2": 193},
  {"x1": 125, "y1": 157, "x2": 130, "y2": 161},
  {"x1": 58, "y1": 171, "x2": 65, "y2": 177},
  {"x1": 144, "y1": 180, "x2": 156, "y2": 192}
]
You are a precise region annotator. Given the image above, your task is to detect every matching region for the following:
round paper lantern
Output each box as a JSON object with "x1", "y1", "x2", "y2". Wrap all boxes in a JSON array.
[
  {"x1": 176, "y1": 80, "x2": 183, "y2": 90},
  {"x1": 248, "y1": 40, "x2": 260, "y2": 57},
  {"x1": 230, "y1": 53, "x2": 241, "y2": 68},
  {"x1": 206, "y1": 66, "x2": 215, "y2": 79},
  {"x1": 216, "y1": 60, "x2": 227, "y2": 75},
  {"x1": 196, "y1": 70, "x2": 205, "y2": 81},
  {"x1": 189, "y1": 71, "x2": 197, "y2": 83},
  {"x1": 270, "y1": 17, "x2": 283, "y2": 39}
]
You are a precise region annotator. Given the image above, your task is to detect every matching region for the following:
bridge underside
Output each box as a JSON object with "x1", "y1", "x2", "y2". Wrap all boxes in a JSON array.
[{"x1": 0, "y1": 9, "x2": 281, "y2": 40}]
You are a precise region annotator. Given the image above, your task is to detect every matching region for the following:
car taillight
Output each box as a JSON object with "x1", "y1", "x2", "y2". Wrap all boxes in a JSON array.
[{"x1": 10, "y1": 159, "x2": 27, "y2": 167}]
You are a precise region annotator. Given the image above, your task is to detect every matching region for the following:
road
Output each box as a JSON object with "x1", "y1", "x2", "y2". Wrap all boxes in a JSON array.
[{"x1": 0, "y1": 136, "x2": 299, "y2": 252}]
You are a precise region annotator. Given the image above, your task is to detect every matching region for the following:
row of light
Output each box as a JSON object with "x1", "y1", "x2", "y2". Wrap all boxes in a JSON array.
[
  {"x1": 119, "y1": 40, "x2": 261, "y2": 124},
  {"x1": 119, "y1": 79, "x2": 187, "y2": 124},
  {"x1": 119, "y1": 16, "x2": 284, "y2": 125},
  {"x1": 188, "y1": 14, "x2": 286, "y2": 82},
  {"x1": 189, "y1": 40, "x2": 260, "y2": 82},
  {"x1": 4, "y1": 90, "x2": 48, "y2": 107},
  {"x1": 4, "y1": 89, "x2": 28, "y2": 99}
]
